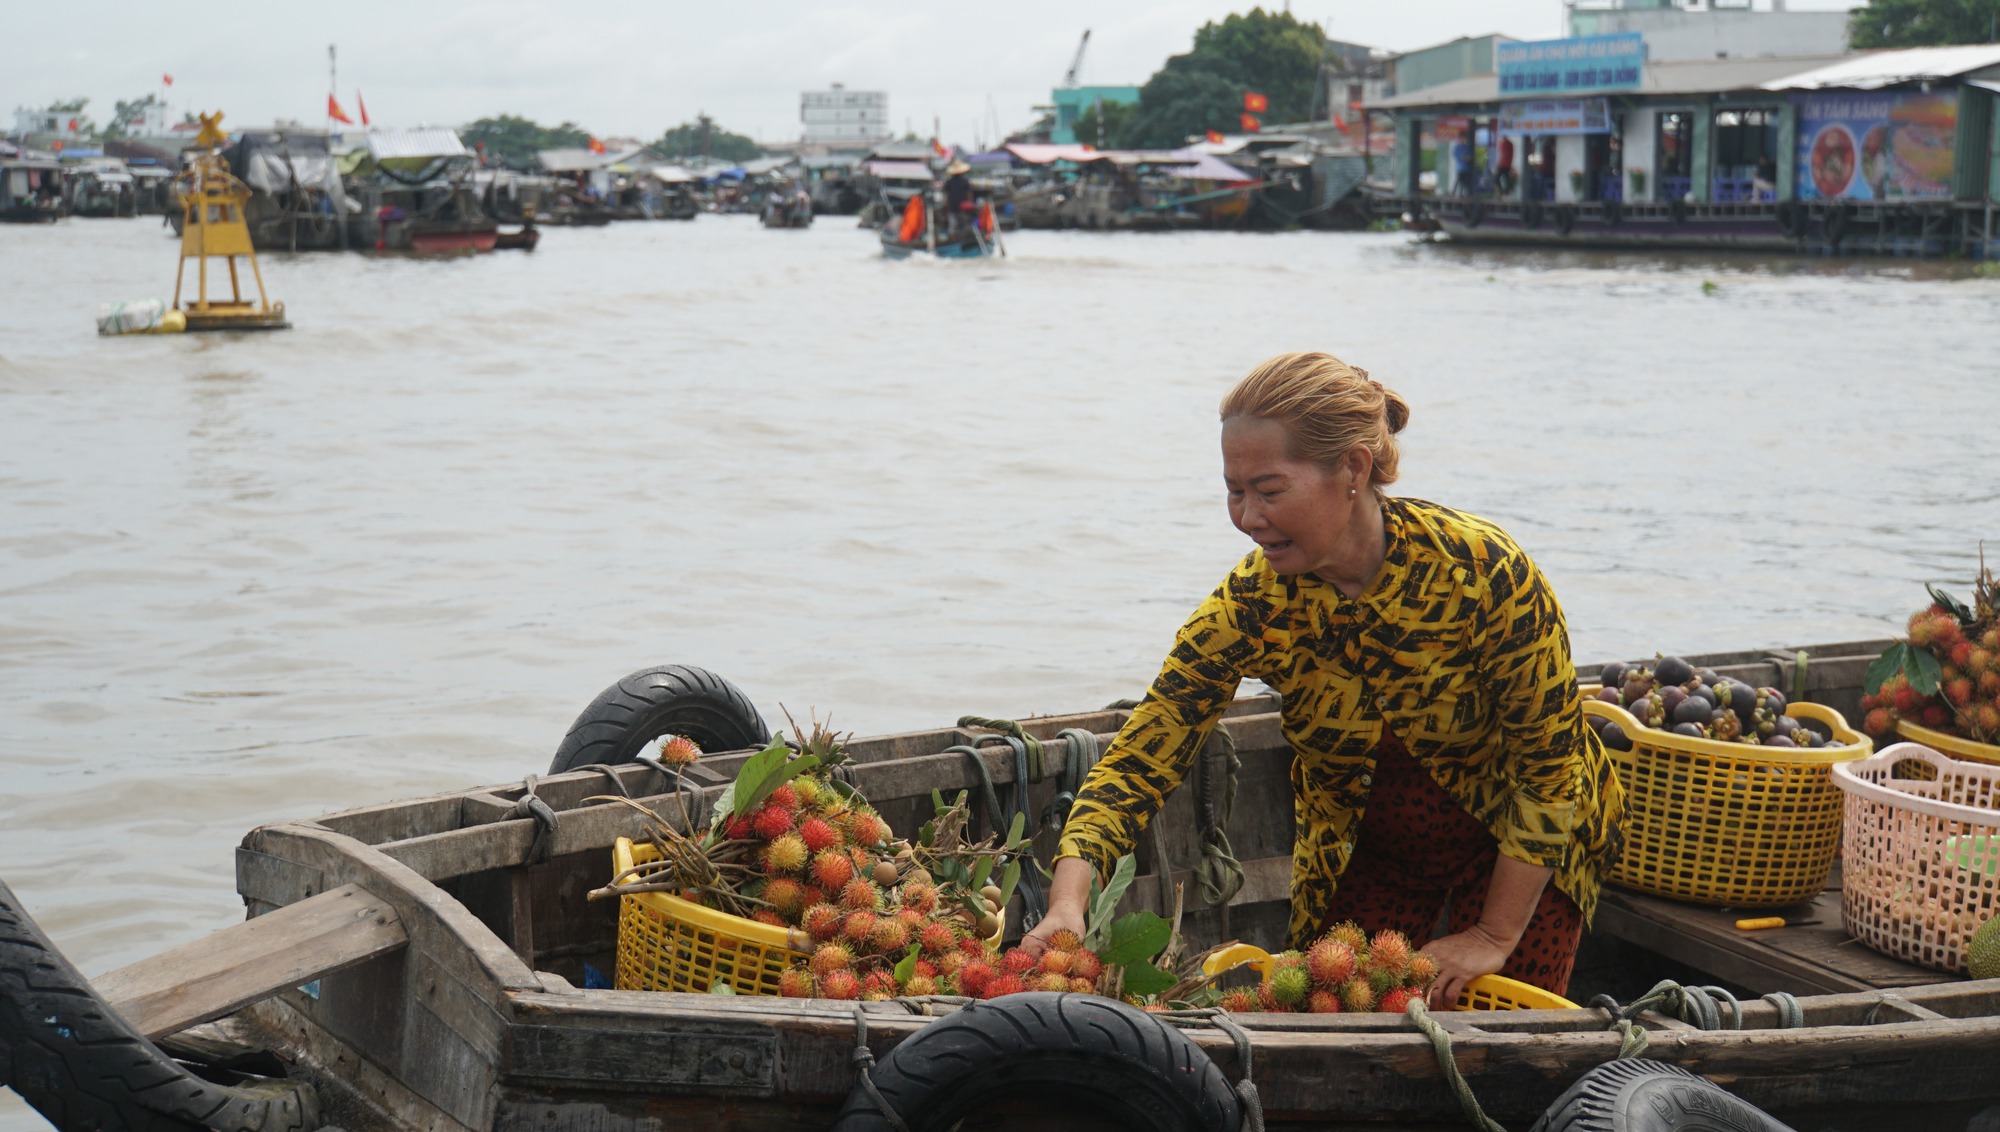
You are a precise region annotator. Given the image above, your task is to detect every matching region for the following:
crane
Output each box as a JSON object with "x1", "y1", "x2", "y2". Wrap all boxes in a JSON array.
[{"x1": 1062, "y1": 29, "x2": 1090, "y2": 89}]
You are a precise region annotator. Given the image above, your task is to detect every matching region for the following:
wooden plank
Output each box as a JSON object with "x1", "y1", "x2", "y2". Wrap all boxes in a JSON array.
[{"x1": 97, "y1": 882, "x2": 407, "y2": 1039}]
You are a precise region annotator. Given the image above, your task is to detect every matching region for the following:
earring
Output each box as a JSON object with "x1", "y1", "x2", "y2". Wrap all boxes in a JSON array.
[{"x1": 1349, "y1": 487, "x2": 1357, "y2": 497}]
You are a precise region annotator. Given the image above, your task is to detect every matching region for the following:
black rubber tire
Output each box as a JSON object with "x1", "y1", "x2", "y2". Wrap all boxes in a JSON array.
[
  {"x1": 1464, "y1": 199, "x2": 1486, "y2": 228},
  {"x1": 1554, "y1": 205, "x2": 1577, "y2": 236},
  {"x1": 1823, "y1": 204, "x2": 1850, "y2": 250},
  {"x1": 0, "y1": 878, "x2": 320, "y2": 1132},
  {"x1": 548, "y1": 664, "x2": 769, "y2": 773},
  {"x1": 1775, "y1": 201, "x2": 1804, "y2": 239},
  {"x1": 1522, "y1": 198, "x2": 1544, "y2": 230},
  {"x1": 830, "y1": 992, "x2": 1241, "y2": 1132},
  {"x1": 1528, "y1": 1059, "x2": 1795, "y2": 1132},
  {"x1": 1602, "y1": 198, "x2": 1623, "y2": 226},
  {"x1": 1668, "y1": 198, "x2": 1689, "y2": 225}
]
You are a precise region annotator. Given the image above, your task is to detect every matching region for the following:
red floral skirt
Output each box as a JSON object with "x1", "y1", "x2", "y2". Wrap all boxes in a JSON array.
[{"x1": 1317, "y1": 733, "x2": 1583, "y2": 994}]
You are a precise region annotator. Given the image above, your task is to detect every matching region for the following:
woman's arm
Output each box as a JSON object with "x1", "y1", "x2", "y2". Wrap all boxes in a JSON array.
[{"x1": 1422, "y1": 855, "x2": 1553, "y2": 1007}]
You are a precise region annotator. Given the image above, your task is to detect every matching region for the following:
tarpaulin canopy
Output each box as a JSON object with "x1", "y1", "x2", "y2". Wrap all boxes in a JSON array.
[
  {"x1": 365, "y1": 128, "x2": 468, "y2": 161},
  {"x1": 1761, "y1": 45, "x2": 2000, "y2": 91},
  {"x1": 1003, "y1": 143, "x2": 1099, "y2": 165},
  {"x1": 862, "y1": 160, "x2": 932, "y2": 180},
  {"x1": 226, "y1": 131, "x2": 342, "y2": 196}
]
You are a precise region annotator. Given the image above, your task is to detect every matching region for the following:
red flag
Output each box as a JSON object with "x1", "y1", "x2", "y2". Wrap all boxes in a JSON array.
[
  {"x1": 1243, "y1": 91, "x2": 1268, "y2": 114},
  {"x1": 327, "y1": 94, "x2": 354, "y2": 124},
  {"x1": 162, "y1": 73, "x2": 174, "y2": 87},
  {"x1": 1205, "y1": 129, "x2": 1225, "y2": 144},
  {"x1": 587, "y1": 136, "x2": 607, "y2": 154},
  {"x1": 931, "y1": 137, "x2": 951, "y2": 160},
  {"x1": 1240, "y1": 113, "x2": 1261, "y2": 133},
  {"x1": 67, "y1": 118, "x2": 79, "y2": 132},
  {"x1": 356, "y1": 90, "x2": 369, "y2": 127}
]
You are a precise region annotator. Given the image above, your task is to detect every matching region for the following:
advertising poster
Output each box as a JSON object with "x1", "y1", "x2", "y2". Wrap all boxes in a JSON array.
[
  {"x1": 1797, "y1": 90, "x2": 1958, "y2": 201},
  {"x1": 1498, "y1": 99, "x2": 1610, "y2": 136}
]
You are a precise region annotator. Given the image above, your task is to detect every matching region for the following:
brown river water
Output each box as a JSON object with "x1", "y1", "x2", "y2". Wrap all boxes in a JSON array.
[{"x1": 2, "y1": 216, "x2": 1997, "y2": 1128}]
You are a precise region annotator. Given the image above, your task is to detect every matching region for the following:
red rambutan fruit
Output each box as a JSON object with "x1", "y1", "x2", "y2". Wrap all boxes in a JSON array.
[
  {"x1": 841, "y1": 911, "x2": 878, "y2": 946},
  {"x1": 1307, "y1": 989, "x2": 1343, "y2": 1014},
  {"x1": 838, "y1": 877, "x2": 879, "y2": 912},
  {"x1": 762, "y1": 834, "x2": 808, "y2": 874},
  {"x1": 812, "y1": 849, "x2": 857, "y2": 892},
  {"x1": 899, "y1": 881, "x2": 938, "y2": 916},
  {"x1": 1045, "y1": 928, "x2": 1084, "y2": 952},
  {"x1": 1340, "y1": 978, "x2": 1375, "y2": 1013},
  {"x1": 1892, "y1": 685, "x2": 1925, "y2": 715},
  {"x1": 809, "y1": 942, "x2": 854, "y2": 978},
  {"x1": 904, "y1": 974, "x2": 938, "y2": 997},
  {"x1": 763, "y1": 877, "x2": 807, "y2": 919},
  {"x1": 919, "y1": 921, "x2": 959, "y2": 956},
  {"x1": 959, "y1": 934, "x2": 990, "y2": 956},
  {"x1": 1378, "y1": 987, "x2": 1419, "y2": 1014},
  {"x1": 802, "y1": 903, "x2": 844, "y2": 941},
  {"x1": 750, "y1": 910, "x2": 785, "y2": 927},
  {"x1": 1038, "y1": 949, "x2": 1074, "y2": 976},
  {"x1": 1031, "y1": 972, "x2": 1069, "y2": 993},
  {"x1": 778, "y1": 968, "x2": 815, "y2": 998},
  {"x1": 798, "y1": 816, "x2": 844, "y2": 854},
  {"x1": 1218, "y1": 989, "x2": 1259, "y2": 1013},
  {"x1": 659, "y1": 735, "x2": 702, "y2": 768},
  {"x1": 1951, "y1": 641, "x2": 1976, "y2": 670},
  {"x1": 1368, "y1": 930, "x2": 1413, "y2": 975},
  {"x1": 1306, "y1": 938, "x2": 1357, "y2": 988},
  {"x1": 982, "y1": 974, "x2": 1027, "y2": 999},
  {"x1": 725, "y1": 815, "x2": 754, "y2": 841},
  {"x1": 934, "y1": 949, "x2": 969, "y2": 976},
  {"x1": 1000, "y1": 948, "x2": 1038, "y2": 974},
  {"x1": 862, "y1": 970, "x2": 900, "y2": 999},
  {"x1": 1922, "y1": 702, "x2": 1953, "y2": 729},
  {"x1": 957, "y1": 959, "x2": 996, "y2": 995},
  {"x1": 1327, "y1": 921, "x2": 1368, "y2": 952},
  {"x1": 751, "y1": 804, "x2": 794, "y2": 841},
  {"x1": 819, "y1": 969, "x2": 860, "y2": 1001},
  {"x1": 1068, "y1": 976, "x2": 1095, "y2": 994},
  {"x1": 1406, "y1": 952, "x2": 1440, "y2": 988},
  {"x1": 1948, "y1": 677, "x2": 1976, "y2": 706},
  {"x1": 842, "y1": 810, "x2": 889, "y2": 848},
  {"x1": 766, "y1": 783, "x2": 800, "y2": 812},
  {"x1": 1864, "y1": 708, "x2": 1895, "y2": 737},
  {"x1": 869, "y1": 916, "x2": 910, "y2": 955},
  {"x1": 913, "y1": 959, "x2": 937, "y2": 979},
  {"x1": 1069, "y1": 950, "x2": 1103, "y2": 981}
]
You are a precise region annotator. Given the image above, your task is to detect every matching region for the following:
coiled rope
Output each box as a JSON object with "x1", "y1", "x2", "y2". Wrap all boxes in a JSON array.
[{"x1": 849, "y1": 1006, "x2": 912, "y2": 1132}]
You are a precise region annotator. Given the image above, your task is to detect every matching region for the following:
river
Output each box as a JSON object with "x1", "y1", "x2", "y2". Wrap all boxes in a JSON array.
[{"x1": 2, "y1": 215, "x2": 1997, "y2": 1129}]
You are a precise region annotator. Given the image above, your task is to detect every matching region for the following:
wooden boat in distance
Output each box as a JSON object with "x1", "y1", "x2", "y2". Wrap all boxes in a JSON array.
[
  {"x1": 2, "y1": 640, "x2": 1995, "y2": 1132},
  {"x1": 492, "y1": 224, "x2": 540, "y2": 251}
]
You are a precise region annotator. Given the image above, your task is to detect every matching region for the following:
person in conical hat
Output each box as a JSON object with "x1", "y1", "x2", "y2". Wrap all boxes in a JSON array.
[{"x1": 942, "y1": 160, "x2": 975, "y2": 233}]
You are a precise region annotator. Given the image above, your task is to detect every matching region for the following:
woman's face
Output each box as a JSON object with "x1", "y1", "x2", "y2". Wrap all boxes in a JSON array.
[{"x1": 1221, "y1": 416, "x2": 1362, "y2": 576}]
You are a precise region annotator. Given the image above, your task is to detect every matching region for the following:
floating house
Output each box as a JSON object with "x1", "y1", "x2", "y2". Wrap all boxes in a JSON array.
[{"x1": 1367, "y1": 41, "x2": 2000, "y2": 255}]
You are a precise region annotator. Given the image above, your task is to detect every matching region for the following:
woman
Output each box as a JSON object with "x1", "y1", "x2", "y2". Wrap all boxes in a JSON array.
[{"x1": 1026, "y1": 352, "x2": 1622, "y2": 1004}]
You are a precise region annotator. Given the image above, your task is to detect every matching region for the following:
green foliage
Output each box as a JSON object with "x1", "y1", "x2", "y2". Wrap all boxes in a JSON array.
[
  {"x1": 102, "y1": 94, "x2": 160, "y2": 140},
  {"x1": 1120, "y1": 8, "x2": 1326, "y2": 148},
  {"x1": 461, "y1": 114, "x2": 592, "y2": 168},
  {"x1": 1070, "y1": 100, "x2": 1134, "y2": 149},
  {"x1": 653, "y1": 115, "x2": 763, "y2": 164},
  {"x1": 1850, "y1": 0, "x2": 2000, "y2": 47},
  {"x1": 1098, "y1": 911, "x2": 1176, "y2": 997},
  {"x1": 1868, "y1": 641, "x2": 1943, "y2": 695},
  {"x1": 1082, "y1": 855, "x2": 1138, "y2": 951},
  {"x1": 709, "y1": 740, "x2": 818, "y2": 832}
]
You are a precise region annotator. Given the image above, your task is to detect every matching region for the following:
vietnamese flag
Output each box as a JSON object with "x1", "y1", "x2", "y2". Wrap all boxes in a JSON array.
[
  {"x1": 1239, "y1": 113, "x2": 1261, "y2": 133},
  {"x1": 327, "y1": 94, "x2": 354, "y2": 124},
  {"x1": 587, "y1": 136, "x2": 607, "y2": 154},
  {"x1": 1205, "y1": 129, "x2": 1225, "y2": 144},
  {"x1": 1243, "y1": 91, "x2": 1269, "y2": 114},
  {"x1": 162, "y1": 73, "x2": 174, "y2": 86},
  {"x1": 356, "y1": 90, "x2": 370, "y2": 127}
]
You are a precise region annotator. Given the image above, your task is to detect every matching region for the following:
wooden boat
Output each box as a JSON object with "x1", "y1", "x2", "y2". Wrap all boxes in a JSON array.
[
  {"x1": 493, "y1": 224, "x2": 540, "y2": 251},
  {"x1": 3, "y1": 641, "x2": 1995, "y2": 1132}
]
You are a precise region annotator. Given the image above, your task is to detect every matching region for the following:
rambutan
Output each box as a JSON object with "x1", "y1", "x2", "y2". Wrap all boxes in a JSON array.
[
  {"x1": 1218, "y1": 989, "x2": 1260, "y2": 1013},
  {"x1": 766, "y1": 783, "x2": 800, "y2": 813},
  {"x1": 1984, "y1": 627, "x2": 2000, "y2": 653},
  {"x1": 809, "y1": 943, "x2": 854, "y2": 978},
  {"x1": 763, "y1": 877, "x2": 807, "y2": 919},
  {"x1": 1069, "y1": 950, "x2": 1103, "y2": 981},
  {"x1": 904, "y1": 974, "x2": 938, "y2": 997},
  {"x1": 813, "y1": 850, "x2": 857, "y2": 893},
  {"x1": 819, "y1": 969, "x2": 860, "y2": 1001},
  {"x1": 802, "y1": 903, "x2": 844, "y2": 941},
  {"x1": 1909, "y1": 614, "x2": 1938, "y2": 647},
  {"x1": 798, "y1": 816, "x2": 844, "y2": 854},
  {"x1": 862, "y1": 970, "x2": 900, "y2": 999},
  {"x1": 725, "y1": 815, "x2": 754, "y2": 841},
  {"x1": 899, "y1": 881, "x2": 938, "y2": 916},
  {"x1": 778, "y1": 967, "x2": 815, "y2": 998},
  {"x1": 1379, "y1": 987, "x2": 1419, "y2": 1014},
  {"x1": 869, "y1": 917, "x2": 910, "y2": 955},
  {"x1": 1045, "y1": 928, "x2": 1084, "y2": 952},
  {"x1": 1948, "y1": 677, "x2": 1976, "y2": 706},
  {"x1": 1340, "y1": 978, "x2": 1375, "y2": 1013},
  {"x1": 1979, "y1": 670, "x2": 2000, "y2": 697},
  {"x1": 1368, "y1": 930, "x2": 1413, "y2": 975},
  {"x1": 983, "y1": 973, "x2": 1027, "y2": 999},
  {"x1": 1952, "y1": 641, "x2": 1976, "y2": 670},
  {"x1": 751, "y1": 804, "x2": 794, "y2": 841},
  {"x1": 1307, "y1": 989, "x2": 1343, "y2": 1014},
  {"x1": 1306, "y1": 938, "x2": 1357, "y2": 988},
  {"x1": 895, "y1": 907, "x2": 926, "y2": 931},
  {"x1": 957, "y1": 959, "x2": 996, "y2": 996},
  {"x1": 913, "y1": 959, "x2": 937, "y2": 979},
  {"x1": 1406, "y1": 952, "x2": 1440, "y2": 988},
  {"x1": 791, "y1": 776, "x2": 822, "y2": 806},
  {"x1": 1922, "y1": 702, "x2": 1953, "y2": 729},
  {"x1": 659, "y1": 735, "x2": 702, "y2": 768},
  {"x1": 835, "y1": 876, "x2": 876, "y2": 911},
  {"x1": 762, "y1": 834, "x2": 808, "y2": 874},
  {"x1": 919, "y1": 921, "x2": 959, "y2": 956},
  {"x1": 1936, "y1": 619, "x2": 1966, "y2": 650},
  {"x1": 1033, "y1": 972, "x2": 1071, "y2": 993},
  {"x1": 1974, "y1": 703, "x2": 2000, "y2": 737},
  {"x1": 841, "y1": 911, "x2": 878, "y2": 946},
  {"x1": 1069, "y1": 977, "x2": 1095, "y2": 994},
  {"x1": 959, "y1": 934, "x2": 990, "y2": 956},
  {"x1": 1001, "y1": 948, "x2": 1038, "y2": 974},
  {"x1": 1891, "y1": 685, "x2": 1925, "y2": 715},
  {"x1": 1327, "y1": 921, "x2": 1368, "y2": 952},
  {"x1": 1256, "y1": 982, "x2": 1280, "y2": 1012},
  {"x1": 750, "y1": 910, "x2": 785, "y2": 927},
  {"x1": 1038, "y1": 949, "x2": 1074, "y2": 976},
  {"x1": 1864, "y1": 708, "x2": 1895, "y2": 737},
  {"x1": 842, "y1": 810, "x2": 889, "y2": 848},
  {"x1": 799, "y1": 884, "x2": 828, "y2": 909},
  {"x1": 1267, "y1": 966, "x2": 1310, "y2": 1008},
  {"x1": 934, "y1": 949, "x2": 969, "y2": 976},
  {"x1": 1366, "y1": 966, "x2": 1398, "y2": 997}
]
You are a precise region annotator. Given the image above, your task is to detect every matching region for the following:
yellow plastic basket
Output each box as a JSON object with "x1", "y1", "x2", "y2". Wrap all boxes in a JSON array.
[
  {"x1": 1895, "y1": 719, "x2": 2000, "y2": 767},
  {"x1": 1200, "y1": 943, "x2": 1578, "y2": 1010},
  {"x1": 612, "y1": 837, "x2": 809, "y2": 995},
  {"x1": 1585, "y1": 696, "x2": 1871, "y2": 907}
]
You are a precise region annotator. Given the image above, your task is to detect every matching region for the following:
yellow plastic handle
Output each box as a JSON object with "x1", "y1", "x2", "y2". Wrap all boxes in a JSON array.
[{"x1": 1735, "y1": 917, "x2": 1787, "y2": 931}]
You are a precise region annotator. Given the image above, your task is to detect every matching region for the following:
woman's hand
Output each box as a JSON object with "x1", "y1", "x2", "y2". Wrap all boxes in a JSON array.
[
  {"x1": 1420, "y1": 923, "x2": 1516, "y2": 1009},
  {"x1": 1019, "y1": 857, "x2": 1094, "y2": 957}
]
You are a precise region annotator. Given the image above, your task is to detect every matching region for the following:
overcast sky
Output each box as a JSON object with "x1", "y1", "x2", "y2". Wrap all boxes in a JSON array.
[{"x1": 11, "y1": 0, "x2": 1862, "y2": 147}]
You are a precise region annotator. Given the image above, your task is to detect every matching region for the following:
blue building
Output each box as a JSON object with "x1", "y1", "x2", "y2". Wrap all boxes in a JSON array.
[{"x1": 1050, "y1": 86, "x2": 1142, "y2": 145}]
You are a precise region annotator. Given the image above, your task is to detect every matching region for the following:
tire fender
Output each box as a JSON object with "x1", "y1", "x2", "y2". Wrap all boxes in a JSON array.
[
  {"x1": 1668, "y1": 197, "x2": 1690, "y2": 225},
  {"x1": 1528, "y1": 1059, "x2": 1795, "y2": 1132},
  {"x1": 1602, "y1": 198, "x2": 1623, "y2": 226},
  {"x1": 1522, "y1": 198, "x2": 1544, "y2": 230},
  {"x1": 832, "y1": 992, "x2": 1241, "y2": 1132},
  {"x1": 1553, "y1": 205, "x2": 1577, "y2": 236},
  {"x1": 549, "y1": 664, "x2": 769, "y2": 773},
  {"x1": 1464, "y1": 199, "x2": 1486, "y2": 228}
]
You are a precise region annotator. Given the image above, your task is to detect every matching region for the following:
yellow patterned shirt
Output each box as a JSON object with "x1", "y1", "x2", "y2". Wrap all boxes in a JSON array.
[{"x1": 1057, "y1": 496, "x2": 1623, "y2": 947}]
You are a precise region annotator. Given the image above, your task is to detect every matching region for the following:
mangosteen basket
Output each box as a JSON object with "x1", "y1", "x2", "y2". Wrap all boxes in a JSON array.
[{"x1": 1583, "y1": 695, "x2": 1871, "y2": 907}]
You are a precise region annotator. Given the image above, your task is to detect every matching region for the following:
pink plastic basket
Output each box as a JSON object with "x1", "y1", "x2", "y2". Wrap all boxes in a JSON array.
[{"x1": 1832, "y1": 742, "x2": 2000, "y2": 974}]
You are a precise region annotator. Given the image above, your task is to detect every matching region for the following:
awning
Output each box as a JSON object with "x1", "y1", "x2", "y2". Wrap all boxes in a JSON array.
[
  {"x1": 1003, "y1": 143, "x2": 1099, "y2": 165},
  {"x1": 366, "y1": 128, "x2": 468, "y2": 161},
  {"x1": 1158, "y1": 153, "x2": 1257, "y2": 182},
  {"x1": 649, "y1": 165, "x2": 697, "y2": 184},
  {"x1": 863, "y1": 159, "x2": 932, "y2": 180},
  {"x1": 1760, "y1": 45, "x2": 2000, "y2": 90}
]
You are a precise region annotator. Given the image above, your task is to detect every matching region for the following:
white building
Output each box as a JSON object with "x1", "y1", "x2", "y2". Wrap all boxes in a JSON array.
[
  {"x1": 1568, "y1": 0, "x2": 1851, "y2": 60},
  {"x1": 800, "y1": 85, "x2": 889, "y2": 146}
]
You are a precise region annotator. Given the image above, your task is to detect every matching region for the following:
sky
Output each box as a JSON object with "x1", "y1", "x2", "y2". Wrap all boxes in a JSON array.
[{"x1": 10, "y1": 0, "x2": 1863, "y2": 148}]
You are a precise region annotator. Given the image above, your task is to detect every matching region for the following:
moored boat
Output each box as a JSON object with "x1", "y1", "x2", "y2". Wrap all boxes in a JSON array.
[{"x1": 0, "y1": 639, "x2": 1994, "y2": 1131}]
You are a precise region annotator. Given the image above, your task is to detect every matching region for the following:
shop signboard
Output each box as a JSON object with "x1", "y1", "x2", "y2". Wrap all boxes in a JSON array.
[
  {"x1": 1498, "y1": 99, "x2": 1611, "y2": 136},
  {"x1": 1497, "y1": 34, "x2": 1644, "y2": 96},
  {"x1": 1796, "y1": 91, "x2": 1958, "y2": 201},
  {"x1": 1434, "y1": 115, "x2": 1470, "y2": 142}
]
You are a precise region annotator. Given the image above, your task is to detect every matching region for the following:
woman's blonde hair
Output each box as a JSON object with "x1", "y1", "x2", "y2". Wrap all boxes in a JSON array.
[{"x1": 1218, "y1": 351, "x2": 1410, "y2": 485}]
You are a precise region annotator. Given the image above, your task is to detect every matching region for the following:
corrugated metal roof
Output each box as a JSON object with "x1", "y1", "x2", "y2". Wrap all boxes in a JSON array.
[
  {"x1": 365, "y1": 128, "x2": 468, "y2": 160},
  {"x1": 1759, "y1": 45, "x2": 2000, "y2": 90},
  {"x1": 862, "y1": 159, "x2": 932, "y2": 180},
  {"x1": 1370, "y1": 53, "x2": 1851, "y2": 109}
]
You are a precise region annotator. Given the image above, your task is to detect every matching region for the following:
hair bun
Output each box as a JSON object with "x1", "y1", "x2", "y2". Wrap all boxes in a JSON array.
[{"x1": 1383, "y1": 390, "x2": 1411, "y2": 435}]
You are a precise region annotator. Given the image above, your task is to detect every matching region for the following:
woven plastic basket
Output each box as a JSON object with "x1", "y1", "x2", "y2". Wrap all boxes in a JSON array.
[
  {"x1": 612, "y1": 837, "x2": 809, "y2": 995},
  {"x1": 1584, "y1": 697, "x2": 1871, "y2": 906},
  {"x1": 1896, "y1": 719, "x2": 2000, "y2": 768},
  {"x1": 1833, "y1": 742, "x2": 2000, "y2": 974},
  {"x1": 1200, "y1": 943, "x2": 1577, "y2": 1010}
]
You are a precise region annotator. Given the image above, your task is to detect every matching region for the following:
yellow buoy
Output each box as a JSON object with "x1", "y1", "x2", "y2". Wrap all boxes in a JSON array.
[{"x1": 172, "y1": 112, "x2": 290, "y2": 332}]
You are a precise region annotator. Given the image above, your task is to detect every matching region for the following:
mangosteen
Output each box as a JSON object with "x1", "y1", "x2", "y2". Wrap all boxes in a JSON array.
[
  {"x1": 1595, "y1": 686, "x2": 1622, "y2": 705},
  {"x1": 1655, "y1": 655, "x2": 1695, "y2": 687},
  {"x1": 1771, "y1": 715, "x2": 1799, "y2": 736},
  {"x1": 1600, "y1": 662, "x2": 1628, "y2": 689},
  {"x1": 1660, "y1": 685, "x2": 1688, "y2": 714},
  {"x1": 1672, "y1": 722, "x2": 1705, "y2": 738},
  {"x1": 1722, "y1": 681, "x2": 1760, "y2": 725},
  {"x1": 1759, "y1": 687, "x2": 1787, "y2": 714},
  {"x1": 1764, "y1": 733, "x2": 1797, "y2": 748},
  {"x1": 1585, "y1": 713, "x2": 1609, "y2": 736},
  {"x1": 1672, "y1": 697, "x2": 1712, "y2": 726},
  {"x1": 1690, "y1": 685, "x2": 1719, "y2": 709},
  {"x1": 1621, "y1": 673, "x2": 1657, "y2": 703},
  {"x1": 1600, "y1": 722, "x2": 1633, "y2": 751},
  {"x1": 1695, "y1": 667, "x2": 1720, "y2": 686}
]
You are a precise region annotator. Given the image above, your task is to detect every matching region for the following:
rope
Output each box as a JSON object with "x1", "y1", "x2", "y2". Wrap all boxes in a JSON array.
[
  {"x1": 1762, "y1": 991, "x2": 1805, "y2": 1030},
  {"x1": 507, "y1": 775, "x2": 559, "y2": 865},
  {"x1": 849, "y1": 1005, "x2": 912, "y2": 1132},
  {"x1": 631, "y1": 753, "x2": 712, "y2": 832},
  {"x1": 571, "y1": 763, "x2": 631, "y2": 798},
  {"x1": 1158, "y1": 1008, "x2": 1264, "y2": 1132},
  {"x1": 1404, "y1": 1001, "x2": 1508, "y2": 1132},
  {"x1": 943, "y1": 738, "x2": 1045, "y2": 925},
  {"x1": 1196, "y1": 728, "x2": 1246, "y2": 907},
  {"x1": 957, "y1": 716, "x2": 1045, "y2": 784},
  {"x1": 1047, "y1": 728, "x2": 1100, "y2": 833}
]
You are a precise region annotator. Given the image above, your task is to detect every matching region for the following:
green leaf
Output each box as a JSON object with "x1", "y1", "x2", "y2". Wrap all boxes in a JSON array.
[
  {"x1": 1906, "y1": 645, "x2": 1942, "y2": 695},
  {"x1": 713, "y1": 741, "x2": 791, "y2": 824},
  {"x1": 998, "y1": 859, "x2": 1021, "y2": 909},
  {"x1": 1006, "y1": 811, "x2": 1026, "y2": 846},
  {"x1": 894, "y1": 945, "x2": 920, "y2": 985},
  {"x1": 1084, "y1": 855, "x2": 1138, "y2": 949},
  {"x1": 708, "y1": 979, "x2": 737, "y2": 995},
  {"x1": 739, "y1": 753, "x2": 820, "y2": 816},
  {"x1": 1097, "y1": 911, "x2": 1172, "y2": 969},
  {"x1": 970, "y1": 856, "x2": 994, "y2": 892},
  {"x1": 932, "y1": 858, "x2": 971, "y2": 889},
  {"x1": 931, "y1": 788, "x2": 946, "y2": 813},
  {"x1": 1119, "y1": 960, "x2": 1176, "y2": 998},
  {"x1": 1928, "y1": 584, "x2": 1975, "y2": 626},
  {"x1": 1864, "y1": 645, "x2": 1902, "y2": 694}
]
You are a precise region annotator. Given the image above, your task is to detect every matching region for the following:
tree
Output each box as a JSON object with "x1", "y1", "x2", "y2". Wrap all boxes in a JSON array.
[
  {"x1": 102, "y1": 94, "x2": 161, "y2": 140},
  {"x1": 652, "y1": 115, "x2": 763, "y2": 164},
  {"x1": 1119, "y1": 8, "x2": 1325, "y2": 148},
  {"x1": 460, "y1": 115, "x2": 593, "y2": 168},
  {"x1": 1851, "y1": 0, "x2": 2000, "y2": 46},
  {"x1": 43, "y1": 97, "x2": 97, "y2": 137},
  {"x1": 1070, "y1": 99, "x2": 1134, "y2": 149}
]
